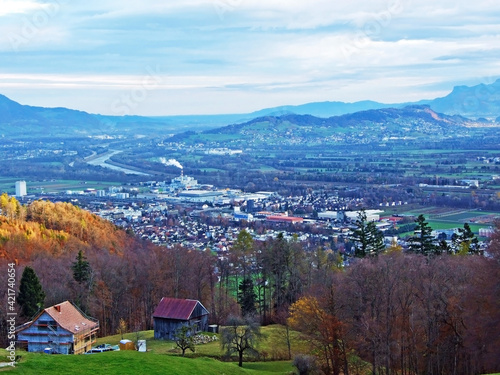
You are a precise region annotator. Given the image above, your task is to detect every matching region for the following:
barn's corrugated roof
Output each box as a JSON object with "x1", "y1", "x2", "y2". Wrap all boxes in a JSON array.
[{"x1": 152, "y1": 297, "x2": 206, "y2": 320}]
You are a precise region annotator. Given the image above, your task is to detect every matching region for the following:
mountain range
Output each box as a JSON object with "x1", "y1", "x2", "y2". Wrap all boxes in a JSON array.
[
  {"x1": 179, "y1": 105, "x2": 488, "y2": 146},
  {"x1": 0, "y1": 79, "x2": 499, "y2": 139}
]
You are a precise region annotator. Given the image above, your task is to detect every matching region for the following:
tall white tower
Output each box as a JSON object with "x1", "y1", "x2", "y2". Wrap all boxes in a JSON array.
[{"x1": 15, "y1": 181, "x2": 27, "y2": 197}]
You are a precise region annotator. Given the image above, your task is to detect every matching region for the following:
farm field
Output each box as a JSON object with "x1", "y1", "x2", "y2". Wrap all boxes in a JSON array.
[{"x1": 386, "y1": 207, "x2": 499, "y2": 238}]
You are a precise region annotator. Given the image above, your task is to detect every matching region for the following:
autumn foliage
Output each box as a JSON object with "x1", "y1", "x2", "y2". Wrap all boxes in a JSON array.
[
  {"x1": 289, "y1": 252, "x2": 500, "y2": 375},
  {"x1": 0, "y1": 195, "x2": 216, "y2": 342},
  {"x1": 0, "y1": 194, "x2": 499, "y2": 374}
]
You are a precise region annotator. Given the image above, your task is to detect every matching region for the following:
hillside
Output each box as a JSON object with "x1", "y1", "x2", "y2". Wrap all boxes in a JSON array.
[
  {"x1": 2, "y1": 326, "x2": 297, "y2": 374},
  {"x1": 179, "y1": 105, "x2": 486, "y2": 146},
  {"x1": 0, "y1": 195, "x2": 128, "y2": 260},
  {"x1": 0, "y1": 94, "x2": 228, "y2": 138},
  {"x1": 247, "y1": 99, "x2": 399, "y2": 118},
  {"x1": 0, "y1": 94, "x2": 103, "y2": 138}
]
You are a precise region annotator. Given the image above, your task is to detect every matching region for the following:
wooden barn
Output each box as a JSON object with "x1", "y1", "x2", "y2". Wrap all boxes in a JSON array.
[
  {"x1": 153, "y1": 297, "x2": 209, "y2": 340},
  {"x1": 16, "y1": 301, "x2": 99, "y2": 355}
]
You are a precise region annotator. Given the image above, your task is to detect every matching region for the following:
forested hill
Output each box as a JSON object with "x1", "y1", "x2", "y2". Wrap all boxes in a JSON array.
[
  {"x1": 0, "y1": 194, "x2": 128, "y2": 261},
  {"x1": 182, "y1": 105, "x2": 492, "y2": 146},
  {"x1": 0, "y1": 193, "x2": 214, "y2": 341}
]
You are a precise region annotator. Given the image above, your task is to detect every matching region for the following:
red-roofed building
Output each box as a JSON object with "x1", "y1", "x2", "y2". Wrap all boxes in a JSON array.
[
  {"x1": 153, "y1": 297, "x2": 209, "y2": 340},
  {"x1": 266, "y1": 215, "x2": 303, "y2": 223},
  {"x1": 16, "y1": 301, "x2": 99, "y2": 354}
]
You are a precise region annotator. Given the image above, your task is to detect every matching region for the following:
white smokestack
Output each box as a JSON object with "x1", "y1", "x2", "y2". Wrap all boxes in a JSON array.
[{"x1": 159, "y1": 157, "x2": 183, "y2": 169}]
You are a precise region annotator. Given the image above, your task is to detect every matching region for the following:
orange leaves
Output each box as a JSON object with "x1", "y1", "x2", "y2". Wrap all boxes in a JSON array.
[
  {"x1": 0, "y1": 196, "x2": 130, "y2": 262},
  {"x1": 288, "y1": 295, "x2": 344, "y2": 343},
  {"x1": 288, "y1": 296, "x2": 347, "y2": 374},
  {"x1": 288, "y1": 296, "x2": 324, "y2": 333}
]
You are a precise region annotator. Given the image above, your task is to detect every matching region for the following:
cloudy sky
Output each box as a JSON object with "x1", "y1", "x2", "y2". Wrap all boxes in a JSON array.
[{"x1": 1, "y1": 0, "x2": 500, "y2": 115}]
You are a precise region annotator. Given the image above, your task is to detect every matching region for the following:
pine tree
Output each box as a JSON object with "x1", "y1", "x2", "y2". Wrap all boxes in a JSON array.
[
  {"x1": 238, "y1": 277, "x2": 257, "y2": 317},
  {"x1": 352, "y1": 210, "x2": 385, "y2": 258},
  {"x1": 72, "y1": 250, "x2": 91, "y2": 284},
  {"x1": 407, "y1": 214, "x2": 438, "y2": 256},
  {"x1": 71, "y1": 250, "x2": 93, "y2": 311},
  {"x1": 17, "y1": 266, "x2": 45, "y2": 319},
  {"x1": 367, "y1": 220, "x2": 386, "y2": 255},
  {"x1": 352, "y1": 211, "x2": 370, "y2": 258},
  {"x1": 453, "y1": 222, "x2": 480, "y2": 255}
]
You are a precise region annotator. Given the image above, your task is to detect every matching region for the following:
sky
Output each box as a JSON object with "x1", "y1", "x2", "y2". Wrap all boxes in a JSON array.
[{"x1": 1, "y1": 0, "x2": 500, "y2": 116}]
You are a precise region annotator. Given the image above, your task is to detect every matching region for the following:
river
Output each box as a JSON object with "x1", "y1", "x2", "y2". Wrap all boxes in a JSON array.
[{"x1": 86, "y1": 150, "x2": 151, "y2": 176}]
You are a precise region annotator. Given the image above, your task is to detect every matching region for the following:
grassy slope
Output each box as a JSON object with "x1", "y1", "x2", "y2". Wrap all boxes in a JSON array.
[
  {"x1": 2, "y1": 351, "x2": 295, "y2": 375},
  {"x1": 1, "y1": 327, "x2": 297, "y2": 375},
  {"x1": 2, "y1": 329, "x2": 498, "y2": 375}
]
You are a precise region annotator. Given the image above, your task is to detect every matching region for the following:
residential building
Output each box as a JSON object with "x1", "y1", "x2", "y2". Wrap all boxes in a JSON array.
[{"x1": 16, "y1": 301, "x2": 99, "y2": 354}]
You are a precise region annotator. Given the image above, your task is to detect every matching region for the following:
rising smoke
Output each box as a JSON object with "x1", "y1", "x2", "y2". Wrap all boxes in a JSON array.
[{"x1": 159, "y1": 157, "x2": 183, "y2": 169}]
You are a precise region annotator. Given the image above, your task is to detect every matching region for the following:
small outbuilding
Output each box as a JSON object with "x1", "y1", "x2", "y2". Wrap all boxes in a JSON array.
[
  {"x1": 153, "y1": 297, "x2": 209, "y2": 340},
  {"x1": 119, "y1": 339, "x2": 135, "y2": 351}
]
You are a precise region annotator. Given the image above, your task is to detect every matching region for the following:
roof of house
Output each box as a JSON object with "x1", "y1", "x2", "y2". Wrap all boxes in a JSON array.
[
  {"x1": 152, "y1": 297, "x2": 208, "y2": 320},
  {"x1": 19, "y1": 301, "x2": 98, "y2": 335},
  {"x1": 266, "y1": 215, "x2": 304, "y2": 222}
]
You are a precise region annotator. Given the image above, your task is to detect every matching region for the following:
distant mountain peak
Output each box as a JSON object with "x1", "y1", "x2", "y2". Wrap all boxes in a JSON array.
[{"x1": 431, "y1": 78, "x2": 500, "y2": 118}]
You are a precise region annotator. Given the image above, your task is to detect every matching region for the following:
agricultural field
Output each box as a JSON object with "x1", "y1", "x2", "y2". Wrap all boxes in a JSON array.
[
  {"x1": 384, "y1": 207, "x2": 498, "y2": 239},
  {"x1": 424, "y1": 209, "x2": 497, "y2": 233}
]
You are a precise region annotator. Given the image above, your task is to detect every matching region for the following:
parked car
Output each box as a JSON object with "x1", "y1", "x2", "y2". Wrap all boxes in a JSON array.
[{"x1": 84, "y1": 344, "x2": 117, "y2": 354}]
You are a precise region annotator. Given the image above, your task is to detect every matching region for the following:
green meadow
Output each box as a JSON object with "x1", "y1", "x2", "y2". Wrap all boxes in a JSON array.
[{"x1": 1, "y1": 327, "x2": 299, "y2": 375}]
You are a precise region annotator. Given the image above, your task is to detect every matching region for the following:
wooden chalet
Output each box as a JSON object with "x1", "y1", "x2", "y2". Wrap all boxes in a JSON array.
[
  {"x1": 16, "y1": 301, "x2": 99, "y2": 355},
  {"x1": 153, "y1": 297, "x2": 209, "y2": 340}
]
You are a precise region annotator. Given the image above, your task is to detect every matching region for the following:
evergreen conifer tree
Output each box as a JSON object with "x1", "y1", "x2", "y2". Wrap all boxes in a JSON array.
[
  {"x1": 238, "y1": 277, "x2": 257, "y2": 317},
  {"x1": 17, "y1": 266, "x2": 45, "y2": 319},
  {"x1": 407, "y1": 214, "x2": 438, "y2": 256},
  {"x1": 72, "y1": 250, "x2": 91, "y2": 284},
  {"x1": 453, "y1": 222, "x2": 480, "y2": 255},
  {"x1": 352, "y1": 210, "x2": 385, "y2": 258}
]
